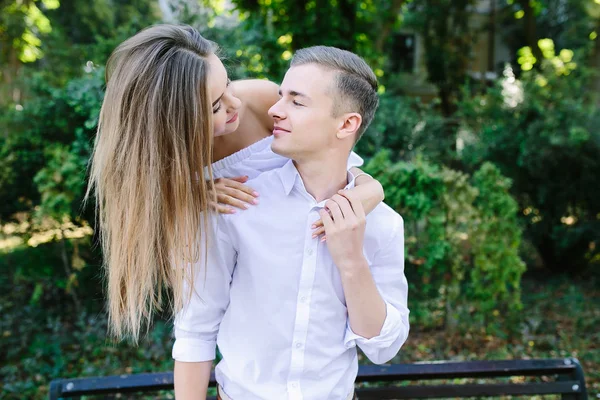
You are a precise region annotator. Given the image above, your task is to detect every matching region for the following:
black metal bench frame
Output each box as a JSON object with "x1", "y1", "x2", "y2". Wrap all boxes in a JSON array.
[{"x1": 49, "y1": 358, "x2": 589, "y2": 399}]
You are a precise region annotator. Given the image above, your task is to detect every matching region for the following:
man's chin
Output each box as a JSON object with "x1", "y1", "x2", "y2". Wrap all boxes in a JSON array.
[{"x1": 271, "y1": 141, "x2": 294, "y2": 159}]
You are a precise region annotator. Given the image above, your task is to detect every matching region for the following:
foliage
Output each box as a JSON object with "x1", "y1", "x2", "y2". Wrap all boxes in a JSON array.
[
  {"x1": 0, "y1": 67, "x2": 104, "y2": 221},
  {"x1": 355, "y1": 94, "x2": 453, "y2": 164},
  {"x1": 458, "y1": 47, "x2": 600, "y2": 274},
  {"x1": 364, "y1": 151, "x2": 525, "y2": 333},
  {"x1": 405, "y1": 0, "x2": 478, "y2": 116},
  {"x1": 0, "y1": 0, "x2": 59, "y2": 64}
]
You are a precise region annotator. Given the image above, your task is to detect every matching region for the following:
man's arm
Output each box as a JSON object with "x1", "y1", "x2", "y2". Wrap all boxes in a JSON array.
[
  {"x1": 321, "y1": 192, "x2": 409, "y2": 364},
  {"x1": 172, "y1": 216, "x2": 237, "y2": 398},
  {"x1": 174, "y1": 361, "x2": 213, "y2": 400}
]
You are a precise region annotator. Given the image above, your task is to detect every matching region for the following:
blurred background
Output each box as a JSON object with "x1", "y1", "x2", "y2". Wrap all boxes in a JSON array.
[{"x1": 0, "y1": 0, "x2": 599, "y2": 398}]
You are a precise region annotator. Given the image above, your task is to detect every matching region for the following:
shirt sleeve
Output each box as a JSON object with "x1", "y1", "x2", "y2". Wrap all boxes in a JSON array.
[
  {"x1": 172, "y1": 215, "x2": 236, "y2": 362},
  {"x1": 343, "y1": 216, "x2": 410, "y2": 364},
  {"x1": 347, "y1": 151, "x2": 364, "y2": 169}
]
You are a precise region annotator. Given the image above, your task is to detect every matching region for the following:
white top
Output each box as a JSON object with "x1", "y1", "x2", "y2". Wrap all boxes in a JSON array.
[
  {"x1": 209, "y1": 135, "x2": 364, "y2": 179},
  {"x1": 173, "y1": 159, "x2": 410, "y2": 400}
]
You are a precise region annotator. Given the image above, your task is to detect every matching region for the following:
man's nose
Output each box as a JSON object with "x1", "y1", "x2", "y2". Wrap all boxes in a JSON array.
[{"x1": 268, "y1": 99, "x2": 285, "y2": 120}]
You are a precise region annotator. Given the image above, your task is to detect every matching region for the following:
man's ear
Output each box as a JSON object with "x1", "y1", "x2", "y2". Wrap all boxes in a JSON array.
[{"x1": 336, "y1": 113, "x2": 362, "y2": 140}]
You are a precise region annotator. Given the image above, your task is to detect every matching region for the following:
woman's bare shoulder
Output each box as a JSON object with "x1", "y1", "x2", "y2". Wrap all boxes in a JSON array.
[
  {"x1": 232, "y1": 79, "x2": 279, "y2": 96},
  {"x1": 232, "y1": 79, "x2": 279, "y2": 113},
  {"x1": 232, "y1": 79, "x2": 279, "y2": 132}
]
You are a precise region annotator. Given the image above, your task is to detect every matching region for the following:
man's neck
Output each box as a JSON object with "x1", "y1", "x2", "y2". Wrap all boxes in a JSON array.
[{"x1": 294, "y1": 153, "x2": 349, "y2": 202}]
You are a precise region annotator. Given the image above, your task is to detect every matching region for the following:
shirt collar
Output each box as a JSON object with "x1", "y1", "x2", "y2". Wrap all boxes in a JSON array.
[{"x1": 277, "y1": 159, "x2": 357, "y2": 198}]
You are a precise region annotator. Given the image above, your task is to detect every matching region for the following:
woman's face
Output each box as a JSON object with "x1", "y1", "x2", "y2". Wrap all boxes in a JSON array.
[{"x1": 207, "y1": 54, "x2": 242, "y2": 137}]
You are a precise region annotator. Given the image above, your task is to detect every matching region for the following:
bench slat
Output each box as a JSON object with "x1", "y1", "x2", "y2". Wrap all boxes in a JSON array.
[
  {"x1": 356, "y1": 381, "x2": 582, "y2": 399},
  {"x1": 356, "y1": 359, "x2": 577, "y2": 382}
]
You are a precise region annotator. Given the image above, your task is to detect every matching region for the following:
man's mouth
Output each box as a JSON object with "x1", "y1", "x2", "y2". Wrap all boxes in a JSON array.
[{"x1": 273, "y1": 126, "x2": 290, "y2": 137}]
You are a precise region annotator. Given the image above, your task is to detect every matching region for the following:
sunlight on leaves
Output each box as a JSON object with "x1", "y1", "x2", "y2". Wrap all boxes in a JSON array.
[{"x1": 517, "y1": 46, "x2": 536, "y2": 71}]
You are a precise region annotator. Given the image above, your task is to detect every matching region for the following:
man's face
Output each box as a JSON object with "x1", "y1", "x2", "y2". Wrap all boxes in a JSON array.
[{"x1": 268, "y1": 64, "x2": 340, "y2": 160}]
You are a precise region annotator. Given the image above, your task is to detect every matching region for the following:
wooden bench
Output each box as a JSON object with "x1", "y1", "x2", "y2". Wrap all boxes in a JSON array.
[{"x1": 49, "y1": 358, "x2": 589, "y2": 399}]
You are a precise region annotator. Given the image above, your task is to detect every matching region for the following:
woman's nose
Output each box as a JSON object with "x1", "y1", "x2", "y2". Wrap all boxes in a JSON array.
[{"x1": 225, "y1": 92, "x2": 242, "y2": 112}]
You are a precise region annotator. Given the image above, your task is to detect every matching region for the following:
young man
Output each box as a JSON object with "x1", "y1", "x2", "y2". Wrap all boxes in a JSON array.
[{"x1": 173, "y1": 46, "x2": 409, "y2": 400}]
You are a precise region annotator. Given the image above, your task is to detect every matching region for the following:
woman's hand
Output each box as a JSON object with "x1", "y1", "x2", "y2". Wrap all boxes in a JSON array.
[{"x1": 211, "y1": 176, "x2": 259, "y2": 214}]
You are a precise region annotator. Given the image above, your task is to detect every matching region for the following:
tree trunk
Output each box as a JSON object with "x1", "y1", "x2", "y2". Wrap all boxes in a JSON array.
[
  {"x1": 59, "y1": 229, "x2": 82, "y2": 314},
  {"x1": 519, "y1": 0, "x2": 543, "y2": 66},
  {"x1": 590, "y1": 21, "x2": 600, "y2": 107},
  {"x1": 374, "y1": 0, "x2": 407, "y2": 54}
]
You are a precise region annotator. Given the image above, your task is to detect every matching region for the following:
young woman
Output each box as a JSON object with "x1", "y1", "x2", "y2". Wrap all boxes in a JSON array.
[{"x1": 86, "y1": 24, "x2": 384, "y2": 342}]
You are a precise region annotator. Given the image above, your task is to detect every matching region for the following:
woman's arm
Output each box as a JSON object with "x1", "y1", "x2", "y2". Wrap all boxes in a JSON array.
[
  {"x1": 348, "y1": 167, "x2": 385, "y2": 214},
  {"x1": 312, "y1": 168, "x2": 384, "y2": 238}
]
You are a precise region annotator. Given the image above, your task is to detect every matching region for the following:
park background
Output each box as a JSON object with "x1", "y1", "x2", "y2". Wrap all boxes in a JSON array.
[{"x1": 0, "y1": 0, "x2": 599, "y2": 398}]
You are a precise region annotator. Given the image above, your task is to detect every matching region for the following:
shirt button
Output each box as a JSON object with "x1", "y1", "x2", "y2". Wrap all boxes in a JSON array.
[
  {"x1": 306, "y1": 248, "x2": 313, "y2": 256},
  {"x1": 295, "y1": 342, "x2": 303, "y2": 349},
  {"x1": 300, "y1": 296, "x2": 307, "y2": 303},
  {"x1": 291, "y1": 382, "x2": 298, "y2": 388}
]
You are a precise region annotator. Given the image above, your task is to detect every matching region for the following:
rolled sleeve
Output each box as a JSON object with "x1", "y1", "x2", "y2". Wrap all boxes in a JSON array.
[
  {"x1": 172, "y1": 215, "x2": 236, "y2": 363},
  {"x1": 172, "y1": 335, "x2": 216, "y2": 362},
  {"x1": 344, "y1": 216, "x2": 410, "y2": 364}
]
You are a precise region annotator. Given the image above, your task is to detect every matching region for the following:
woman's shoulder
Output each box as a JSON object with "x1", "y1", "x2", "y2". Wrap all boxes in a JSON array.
[
  {"x1": 232, "y1": 79, "x2": 279, "y2": 115},
  {"x1": 232, "y1": 79, "x2": 279, "y2": 96}
]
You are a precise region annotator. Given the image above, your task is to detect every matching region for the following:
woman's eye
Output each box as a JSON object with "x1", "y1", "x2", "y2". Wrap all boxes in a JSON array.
[
  {"x1": 293, "y1": 100, "x2": 304, "y2": 107},
  {"x1": 213, "y1": 104, "x2": 221, "y2": 114}
]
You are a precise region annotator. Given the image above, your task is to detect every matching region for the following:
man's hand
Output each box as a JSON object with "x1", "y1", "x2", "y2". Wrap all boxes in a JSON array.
[
  {"x1": 211, "y1": 176, "x2": 259, "y2": 214},
  {"x1": 319, "y1": 190, "x2": 367, "y2": 270}
]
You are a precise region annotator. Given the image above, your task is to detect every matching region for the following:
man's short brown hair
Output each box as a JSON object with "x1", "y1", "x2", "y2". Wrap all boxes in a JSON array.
[{"x1": 291, "y1": 46, "x2": 379, "y2": 143}]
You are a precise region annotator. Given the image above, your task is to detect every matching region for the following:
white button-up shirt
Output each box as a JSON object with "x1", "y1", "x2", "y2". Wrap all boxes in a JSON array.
[{"x1": 173, "y1": 160, "x2": 409, "y2": 400}]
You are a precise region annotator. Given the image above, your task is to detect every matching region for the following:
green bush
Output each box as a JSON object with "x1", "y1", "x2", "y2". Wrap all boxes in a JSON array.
[
  {"x1": 364, "y1": 151, "x2": 525, "y2": 333},
  {"x1": 458, "y1": 52, "x2": 600, "y2": 275},
  {"x1": 0, "y1": 67, "x2": 103, "y2": 221},
  {"x1": 356, "y1": 94, "x2": 454, "y2": 164}
]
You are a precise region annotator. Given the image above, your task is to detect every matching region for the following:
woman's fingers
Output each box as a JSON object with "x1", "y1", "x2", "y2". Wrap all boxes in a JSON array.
[
  {"x1": 210, "y1": 201, "x2": 236, "y2": 214},
  {"x1": 229, "y1": 175, "x2": 249, "y2": 183},
  {"x1": 221, "y1": 186, "x2": 258, "y2": 205},
  {"x1": 225, "y1": 179, "x2": 259, "y2": 198},
  {"x1": 216, "y1": 193, "x2": 249, "y2": 210},
  {"x1": 312, "y1": 226, "x2": 325, "y2": 238}
]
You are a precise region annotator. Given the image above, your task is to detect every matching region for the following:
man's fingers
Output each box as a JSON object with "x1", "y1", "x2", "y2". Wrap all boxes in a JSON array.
[
  {"x1": 325, "y1": 199, "x2": 344, "y2": 222},
  {"x1": 319, "y1": 208, "x2": 334, "y2": 230},
  {"x1": 338, "y1": 190, "x2": 366, "y2": 220},
  {"x1": 331, "y1": 194, "x2": 355, "y2": 221}
]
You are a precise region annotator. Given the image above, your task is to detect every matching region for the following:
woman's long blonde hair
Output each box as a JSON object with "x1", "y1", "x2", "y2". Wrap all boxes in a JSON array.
[{"x1": 86, "y1": 25, "x2": 216, "y2": 341}]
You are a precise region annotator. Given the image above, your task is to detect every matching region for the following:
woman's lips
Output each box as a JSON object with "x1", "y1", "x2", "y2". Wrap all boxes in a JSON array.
[{"x1": 226, "y1": 113, "x2": 238, "y2": 124}]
